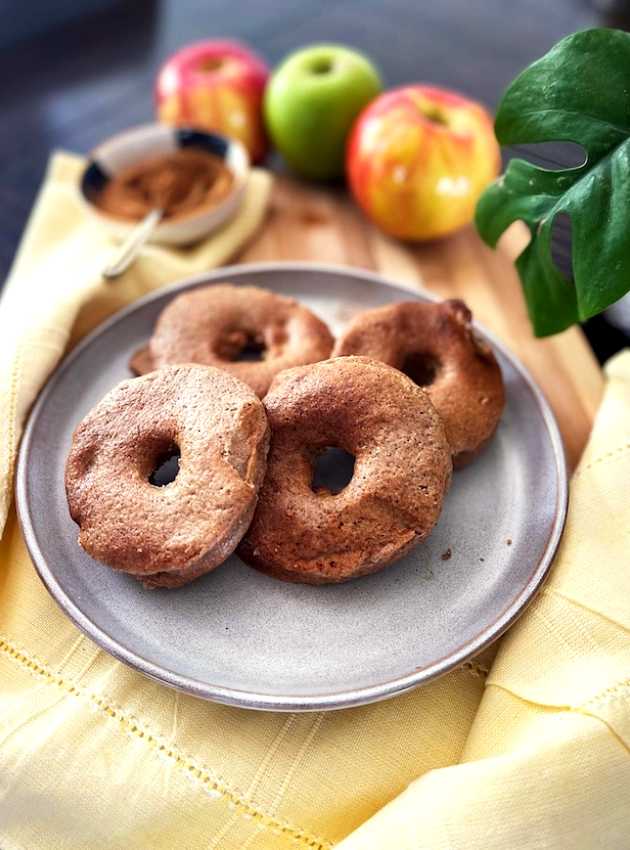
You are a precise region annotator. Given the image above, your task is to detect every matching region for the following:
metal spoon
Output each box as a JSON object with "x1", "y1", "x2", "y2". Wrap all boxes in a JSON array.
[{"x1": 102, "y1": 207, "x2": 163, "y2": 280}]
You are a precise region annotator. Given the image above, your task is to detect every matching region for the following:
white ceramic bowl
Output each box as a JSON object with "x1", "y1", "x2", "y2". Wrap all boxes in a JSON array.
[{"x1": 79, "y1": 123, "x2": 250, "y2": 246}]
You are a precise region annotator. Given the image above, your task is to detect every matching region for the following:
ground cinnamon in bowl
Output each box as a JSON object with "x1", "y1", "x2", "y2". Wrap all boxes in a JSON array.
[{"x1": 93, "y1": 148, "x2": 234, "y2": 221}]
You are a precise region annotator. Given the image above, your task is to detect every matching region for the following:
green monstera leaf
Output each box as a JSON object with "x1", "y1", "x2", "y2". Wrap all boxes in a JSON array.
[{"x1": 475, "y1": 28, "x2": 630, "y2": 337}]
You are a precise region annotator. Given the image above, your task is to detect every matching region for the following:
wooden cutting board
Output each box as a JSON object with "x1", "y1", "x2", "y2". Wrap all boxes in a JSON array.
[{"x1": 239, "y1": 175, "x2": 604, "y2": 470}]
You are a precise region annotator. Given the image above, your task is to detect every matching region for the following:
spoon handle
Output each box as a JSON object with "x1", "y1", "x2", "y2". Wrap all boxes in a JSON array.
[{"x1": 102, "y1": 208, "x2": 163, "y2": 280}]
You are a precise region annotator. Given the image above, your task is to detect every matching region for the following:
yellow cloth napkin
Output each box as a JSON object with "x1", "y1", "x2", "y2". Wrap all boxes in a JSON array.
[{"x1": 1, "y1": 155, "x2": 629, "y2": 850}]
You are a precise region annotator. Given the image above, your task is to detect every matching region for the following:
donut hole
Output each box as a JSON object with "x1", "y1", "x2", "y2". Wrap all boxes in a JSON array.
[
  {"x1": 149, "y1": 443, "x2": 181, "y2": 487},
  {"x1": 401, "y1": 351, "x2": 441, "y2": 387},
  {"x1": 311, "y1": 447, "x2": 355, "y2": 495},
  {"x1": 216, "y1": 329, "x2": 267, "y2": 363},
  {"x1": 235, "y1": 336, "x2": 266, "y2": 362}
]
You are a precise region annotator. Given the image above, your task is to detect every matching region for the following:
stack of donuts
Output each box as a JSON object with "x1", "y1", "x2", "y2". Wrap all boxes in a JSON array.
[{"x1": 65, "y1": 283, "x2": 504, "y2": 588}]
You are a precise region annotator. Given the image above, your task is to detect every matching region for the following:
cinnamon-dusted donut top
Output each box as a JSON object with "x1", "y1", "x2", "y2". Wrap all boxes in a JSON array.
[
  {"x1": 239, "y1": 356, "x2": 452, "y2": 584},
  {"x1": 333, "y1": 299, "x2": 505, "y2": 464},
  {"x1": 65, "y1": 364, "x2": 269, "y2": 588},
  {"x1": 132, "y1": 284, "x2": 334, "y2": 398}
]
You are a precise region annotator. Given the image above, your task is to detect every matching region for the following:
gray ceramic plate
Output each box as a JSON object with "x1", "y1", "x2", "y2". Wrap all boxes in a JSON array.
[{"x1": 16, "y1": 263, "x2": 568, "y2": 711}]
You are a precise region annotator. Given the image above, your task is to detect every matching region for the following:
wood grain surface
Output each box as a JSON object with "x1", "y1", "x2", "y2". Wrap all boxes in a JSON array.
[{"x1": 239, "y1": 176, "x2": 604, "y2": 469}]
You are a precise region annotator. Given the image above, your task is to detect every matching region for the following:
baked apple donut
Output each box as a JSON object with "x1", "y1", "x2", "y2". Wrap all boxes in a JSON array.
[
  {"x1": 65, "y1": 364, "x2": 269, "y2": 588},
  {"x1": 333, "y1": 300, "x2": 505, "y2": 465},
  {"x1": 238, "y1": 356, "x2": 452, "y2": 584},
  {"x1": 131, "y1": 284, "x2": 334, "y2": 397}
]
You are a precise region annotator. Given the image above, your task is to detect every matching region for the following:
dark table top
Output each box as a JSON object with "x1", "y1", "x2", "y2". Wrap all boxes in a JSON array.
[{"x1": 2, "y1": 0, "x2": 629, "y2": 360}]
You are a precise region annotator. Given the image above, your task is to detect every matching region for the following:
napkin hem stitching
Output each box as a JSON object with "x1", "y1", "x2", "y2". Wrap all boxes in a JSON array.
[
  {"x1": 0, "y1": 633, "x2": 332, "y2": 850},
  {"x1": 573, "y1": 441, "x2": 630, "y2": 478},
  {"x1": 581, "y1": 678, "x2": 630, "y2": 710}
]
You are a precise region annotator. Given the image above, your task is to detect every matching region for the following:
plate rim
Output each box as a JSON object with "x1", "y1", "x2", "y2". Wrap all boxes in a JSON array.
[{"x1": 15, "y1": 261, "x2": 569, "y2": 711}]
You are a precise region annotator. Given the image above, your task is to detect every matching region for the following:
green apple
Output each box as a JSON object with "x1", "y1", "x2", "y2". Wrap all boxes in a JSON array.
[{"x1": 265, "y1": 44, "x2": 382, "y2": 180}]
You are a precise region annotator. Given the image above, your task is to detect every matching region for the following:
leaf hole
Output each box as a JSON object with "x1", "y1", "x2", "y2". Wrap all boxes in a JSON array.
[
  {"x1": 550, "y1": 212, "x2": 574, "y2": 284},
  {"x1": 511, "y1": 141, "x2": 587, "y2": 170}
]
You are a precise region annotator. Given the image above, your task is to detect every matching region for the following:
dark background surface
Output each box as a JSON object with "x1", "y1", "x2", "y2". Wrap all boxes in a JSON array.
[{"x1": 2, "y1": 0, "x2": 629, "y2": 359}]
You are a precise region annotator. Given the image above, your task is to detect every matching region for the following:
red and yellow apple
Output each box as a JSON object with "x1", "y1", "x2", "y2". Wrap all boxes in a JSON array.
[
  {"x1": 156, "y1": 40, "x2": 270, "y2": 162},
  {"x1": 346, "y1": 85, "x2": 500, "y2": 240}
]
